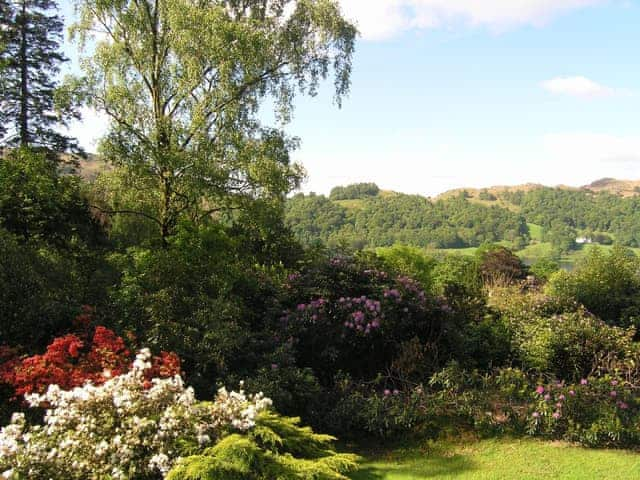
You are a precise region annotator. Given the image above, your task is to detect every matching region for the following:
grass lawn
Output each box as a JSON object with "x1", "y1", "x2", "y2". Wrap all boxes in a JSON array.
[{"x1": 348, "y1": 437, "x2": 640, "y2": 479}]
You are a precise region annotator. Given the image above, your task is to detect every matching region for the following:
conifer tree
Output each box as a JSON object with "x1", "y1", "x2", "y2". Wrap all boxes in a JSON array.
[{"x1": 0, "y1": 0, "x2": 80, "y2": 152}]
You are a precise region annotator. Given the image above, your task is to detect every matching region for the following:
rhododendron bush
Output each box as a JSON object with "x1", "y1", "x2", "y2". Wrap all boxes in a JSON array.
[
  {"x1": 0, "y1": 320, "x2": 180, "y2": 398},
  {"x1": 0, "y1": 349, "x2": 272, "y2": 479}
]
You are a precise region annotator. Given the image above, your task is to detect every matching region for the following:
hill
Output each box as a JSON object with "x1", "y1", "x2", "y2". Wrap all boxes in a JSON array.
[{"x1": 285, "y1": 180, "x2": 640, "y2": 258}]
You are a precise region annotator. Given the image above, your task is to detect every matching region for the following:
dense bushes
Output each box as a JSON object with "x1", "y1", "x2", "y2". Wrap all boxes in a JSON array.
[{"x1": 546, "y1": 246, "x2": 640, "y2": 328}]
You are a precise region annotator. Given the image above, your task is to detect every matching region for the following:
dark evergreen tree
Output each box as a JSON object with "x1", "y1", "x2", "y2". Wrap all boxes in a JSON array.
[{"x1": 0, "y1": 0, "x2": 80, "y2": 153}]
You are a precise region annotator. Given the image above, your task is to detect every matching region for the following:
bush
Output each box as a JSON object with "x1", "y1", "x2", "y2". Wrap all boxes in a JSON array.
[
  {"x1": 0, "y1": 349, "x2": 273, "y2": 479},
  {"x1": 167, "y1": 412, "x2": 359, "y2": 480},
  {"x1": 527, "y1": 374, "x2": 640, "y2": 447},
  {"x1": 278, "y1": 253, "x2": 451, "y2": 385},
  {"x1": 546, "y1": 246, "x2": 640, "y2": 328}
]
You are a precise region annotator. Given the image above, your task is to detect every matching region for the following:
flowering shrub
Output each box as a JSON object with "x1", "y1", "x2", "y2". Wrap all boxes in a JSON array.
[
  {"x1": 279, "y1": 254, "x2": 450, "y2": 383},
  {"x1": 0, "y1": 324, "x2": 180, "y2": 398},
  {"x1": 527, "y1": 375, "x2": 640, "y2": 447},
  {"x1": 0, "y1": 349, "x2": 272, "y2": 479}
]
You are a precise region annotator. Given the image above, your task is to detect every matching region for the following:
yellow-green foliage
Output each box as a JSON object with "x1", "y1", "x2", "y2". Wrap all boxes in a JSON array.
[{"x1": 166, "y1": 412, "x2": 359, "y2": 480}]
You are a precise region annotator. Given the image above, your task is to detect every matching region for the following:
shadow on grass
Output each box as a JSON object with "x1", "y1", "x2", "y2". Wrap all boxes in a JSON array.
[{"x1": 349, "y1": 442, "x2": 478, "y2": 479}]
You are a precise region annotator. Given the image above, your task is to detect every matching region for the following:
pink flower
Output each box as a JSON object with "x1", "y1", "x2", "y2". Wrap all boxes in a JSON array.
[
  {"x1": 580, "y1": 378, "x2": 588, "y2": 385},
  {"x1": 569, "y1": 390, "x2": 576, "y2": 396},
  {"x1": 532, "y1": 412, "x2": 540, "y2": 418},
  {"x1": 617, "y1": 401, "x2": 629, "y2": 410},
  {"x1": 535, "y1": 386, "x2": 545, "y2": 395},
  {"x1": 552, "y1": 411, "x2": 561, "y2": 419},
  {"x1": 610, "y1": 390, "x2": 617, "y2": 397},
  {"x1": 383, "y1": 389, "x2": 391, "y2": 396},
  {"x1": 558, "y1": 394, "x2": 566, "y2": 401},
  {"x1": 611, "y1": 380, "x2": 618, "y2": 386},
  {"x1": 544, "y1": 394, "x2": 551, "y2": 401}
]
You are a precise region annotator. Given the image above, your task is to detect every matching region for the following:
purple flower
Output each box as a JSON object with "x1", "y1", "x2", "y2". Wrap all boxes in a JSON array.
[
  {"x1": 383, "y1": 389, "x2": 391, "y2": 396},
  {"x1": 297, "y1": 304, "x2": 306, "y2": 311},
  {"x1": 271, "y1": 363, "x2": 278, "y2": 370},
  {"x1": 617, "y1": 401, "x2": 629, "y2": 410},
  {"x1": 544, "y1": 394, "x2": 551, "y2": 401},
  {"x1": 532, "y1": 412, "x2": 540, "y2": 418},
  {"x1": 535, "y1": 386, "x2": 545, "y2": 395},
  {"x1": 552, "y1": 411, "x2": 561, "y2": 419},
  {"x1": 610, "y1": 390, "x2": 617, "y2": 398},
  {"x1": 611, "y1": 380, "x2": 619, "y2": 386},
  {"x1": 556, "y1": 402, "x2": 563, "y2": 408},
  {"x1": 580, "y1": 378, "x2": 588, "y2": 385},
  {"x1": 393, "y1": 389, "x2": 400, "y2": 395},
  {"x1": 569, "y1": 390, "x2": 576, "y2": 396},
  {"x1": 558, "y1": 394, "x2": 566, "y2": 401}
]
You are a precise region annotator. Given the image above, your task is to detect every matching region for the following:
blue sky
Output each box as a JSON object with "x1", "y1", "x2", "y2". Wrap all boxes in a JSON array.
[{"x1": 60, "y1": 0, "x2": 640, "y2": 196}]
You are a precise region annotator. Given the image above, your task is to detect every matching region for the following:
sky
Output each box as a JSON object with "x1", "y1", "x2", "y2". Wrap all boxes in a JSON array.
[{"x1": 59, "y1": 0, "x2": 640, "y2": 197}]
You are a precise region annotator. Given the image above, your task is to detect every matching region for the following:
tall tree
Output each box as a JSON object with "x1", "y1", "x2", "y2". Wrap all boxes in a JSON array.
[
  {"x1": 0, "y1": 0, "x2": 80, "y2": 151},
  {"x1": 72, "y1": 0, "x2": 356, "y2": 244}
]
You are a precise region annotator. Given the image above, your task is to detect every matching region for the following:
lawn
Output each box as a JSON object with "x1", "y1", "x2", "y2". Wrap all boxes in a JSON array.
[{"x1": 348, "y1": 437, "x2": 640, "y2": 479}]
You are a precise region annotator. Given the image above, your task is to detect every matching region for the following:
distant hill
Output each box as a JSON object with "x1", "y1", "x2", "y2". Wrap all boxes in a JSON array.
[
  {"x1": 436, "y1": 178, "x2": 640, "y2": 201},
  {"x1": 582, "y1": 178, "x2": 640, "y2": 197},
  {"x1": 285, "y1": 179, "x2": 640, "y2": 253}
]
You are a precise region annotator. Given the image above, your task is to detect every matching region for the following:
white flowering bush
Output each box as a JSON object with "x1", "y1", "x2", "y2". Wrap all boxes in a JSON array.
[{"x1": 0, "y1": 349, "x2": 271, "y2": 480}]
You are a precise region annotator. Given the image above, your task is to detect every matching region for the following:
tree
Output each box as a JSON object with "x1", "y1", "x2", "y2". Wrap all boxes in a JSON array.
[
  {"x1": 72, "y1": 0, "x2": 356, "y2": 244},
  {"x1": 0, "y1": 0, "x2": 80, "y2": 151}
]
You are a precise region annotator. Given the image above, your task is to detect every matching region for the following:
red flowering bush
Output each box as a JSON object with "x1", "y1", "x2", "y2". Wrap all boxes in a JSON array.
[{"x1": 0, "y1": 310, "x2": 181, "y2": 398}]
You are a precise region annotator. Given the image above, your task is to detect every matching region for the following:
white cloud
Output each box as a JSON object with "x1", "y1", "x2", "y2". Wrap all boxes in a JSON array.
[
  {"x1": 541, "y1": 76, "x2": 619, "y2": 98},
  {"x1": 338, "y1": 0, "x2": 606, "y2": 40}
]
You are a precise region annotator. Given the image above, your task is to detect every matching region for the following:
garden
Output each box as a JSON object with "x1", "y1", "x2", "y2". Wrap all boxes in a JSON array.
[{"x1": 1, "y1": 0, "x2": 639, "y2": 478}]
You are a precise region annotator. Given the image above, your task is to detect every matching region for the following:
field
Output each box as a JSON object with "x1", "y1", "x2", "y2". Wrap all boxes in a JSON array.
[{"x1": 349, "y1": 438, "x2": 640, "y2": 479}]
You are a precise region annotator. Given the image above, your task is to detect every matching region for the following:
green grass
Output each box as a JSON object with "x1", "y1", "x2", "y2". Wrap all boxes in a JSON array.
[
  {"x1": 349, "y1": 437, "x2": 640, "y2": 480},
  {"x1": 527, "y1": 223, "x2": 543, "y2": 242},
  {"x1": 335, "y1": 199, "x2": 365, "y2": 210}
]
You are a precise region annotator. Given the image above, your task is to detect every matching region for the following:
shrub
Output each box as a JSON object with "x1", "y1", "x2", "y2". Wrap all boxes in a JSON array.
[
  {"x1": 546, "y1": 246, "x2": 640, "y2": 328},
  {"x1": 279, "y1": 253, "x2": 451, "y2": 385},
  {"x1": 0, "y1": 349, "x2": 272, "y2": 479},
  {"x1": 0, "y1": 320, "x2": 180, "y2": 398},
  {"x1": 527, "y1": 374, "x2": 640, "y2": 447},
  {"x1": 167, "y1": 412, "x2": 359, "y2": 480}
]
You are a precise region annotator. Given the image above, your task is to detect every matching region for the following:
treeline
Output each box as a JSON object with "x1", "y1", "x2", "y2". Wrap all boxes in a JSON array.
[
  {"x1": 286, "y1": 190, "x2": 529, "y2": 249},
  {"x1": 287, "y1": 183, "x2": 640, "y2": 250},
  {"x1": 503, "y1": 187, "x2": 640, "y2": 247}
]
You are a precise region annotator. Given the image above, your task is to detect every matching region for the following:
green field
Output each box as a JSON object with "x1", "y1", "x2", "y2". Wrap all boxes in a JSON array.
[{"x1": 349, "y1": 438, "x2": 640, "y2": 480}]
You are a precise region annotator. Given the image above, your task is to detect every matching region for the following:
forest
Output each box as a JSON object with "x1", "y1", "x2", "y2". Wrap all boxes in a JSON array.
[
  {"x1": 0, "y1": 0, "x2": 639, "y2": 479},
  {"x1": 286, "y1": 182, "x2": 640, "y2": 256}
]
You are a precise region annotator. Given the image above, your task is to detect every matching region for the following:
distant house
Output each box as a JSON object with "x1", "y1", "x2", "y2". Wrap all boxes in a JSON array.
[{"x1": 576, "y1": 237, "x2": 593, "y2": 244}]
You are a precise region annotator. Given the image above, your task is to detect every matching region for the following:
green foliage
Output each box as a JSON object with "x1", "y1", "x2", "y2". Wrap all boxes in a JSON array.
[
  {"x1": 0, "y1": 148, "x2": 102, "y2": 246},
  {"x1": 286, "y1": 191, "x2": 529, "y2": 249},
  {"x1": 546, "y1": 246, "x2": 640, "y2": 328},
  {"x1": 167, "y1": 412, "x2": 359, "y2": 480},
  {"x1": 106, "y1": 223, "x2": 256, "y2": 394},
  {"x1": 376, "y1": 244, "x2": 436, "y2": 291},
  {"x1": 0, "y1": 0, "x2": 79, "y2": 151},
  {"x1": 71, "y1": 0, "x2": 356, "y2": 242},
  {"x1": 529, "y1": 257, "x2": 560, "y2": 282},
  {"x1": 513, "y1": 309, "x2": 634, "y2": 379},
  {"x1": 329, "y1": 183, "x2": 380, "y2": 200},
  {"x1": 528, "y1": 373, "x2": 640, "y2": 448}
]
